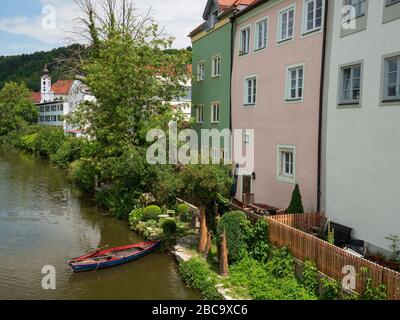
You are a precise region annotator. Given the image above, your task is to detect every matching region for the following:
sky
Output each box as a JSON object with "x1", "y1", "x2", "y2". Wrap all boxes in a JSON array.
[{"x1": 0, "y1": 0, "x2": 206, "y2": 56}]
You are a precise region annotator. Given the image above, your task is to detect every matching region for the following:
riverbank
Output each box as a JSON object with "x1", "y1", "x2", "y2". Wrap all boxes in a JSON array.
[{"x1": 0, "y1": 147, "x2": 201, "y2": 300}]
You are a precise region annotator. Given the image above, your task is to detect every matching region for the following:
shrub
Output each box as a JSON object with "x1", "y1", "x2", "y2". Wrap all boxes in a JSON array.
[
  {"x1": 129, "y1": 208, "x2": 143, "y2": 227},
  {"x1": 228, "y1": 258, "x2": 317, "y2": 300},
  {"x1": 142, "y1": 205, "x2": 162, "y2": 222},
  {"x1": 287, "y1": 184, "x2": 304, "y2": 214},
  {"x1": 50, "y1": 137, "x2": 84, "y2": 169},
  {"x1": 321, "y1": 277, "x2": 341, "y2": 300},
  {"x1": 162, "y1": 219, "x2": 177, "y2": 235},
  {"x1": 217, "y1": 211, "x2": 250, "y2": 263},
  {"x1": 303, "y1": 260, "x2": 319, "y2": 295},
  {"x1": 360, "y1": 268, "x2": 387, "y2": 300},
  {"x1": 20, "y1": 133, "x2": 39, "y2": 152},
  {"x1": 246, "y1": 219, "x2": 270, "y2": 263},
  {"x1": 266, "y1": 247, "x2": 295, "y2": 278},
  {"x1": 69, "y1": 159, "x2": 97, "y2": 192},
  {"x1": 177, "y1": 204, "x2": 191, "y2": 222},
  {"x1": 179, "y1": 258, "x2": 222, "y2": 300},
  {"x1": 95, "y1": 187, "x2": 140, "y2": 220}
]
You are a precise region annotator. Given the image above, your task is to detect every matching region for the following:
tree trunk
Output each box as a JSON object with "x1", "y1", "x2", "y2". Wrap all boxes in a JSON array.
[
  {"x1": 204, "y1": 232, "x2": 212, "y2": 257},
  {"x1": 219, "y1": 229, "x2": 229, "y2": 277},
  {"x1": 198, "y1": 207, "x2": 208, "y2": 254}
]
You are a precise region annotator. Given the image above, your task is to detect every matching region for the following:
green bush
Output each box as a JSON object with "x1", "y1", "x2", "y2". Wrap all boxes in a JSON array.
[
  {"x1": 321, "y1": 277, "x2": 341, "y2": 300},
  {"x1": 266, "y1": 247, "x2": 296, "y2": 278},
  {"x1": 246, "y1": 219, "x2": 270, "y2": 263},
  {"x1": 69, "y1": 159, "x2": 97, "y2": 192},
  {"x1": 179, "y1": 258, "x2": 222, "y2": 300},
  {"x1": 142, "y1": 205, "x2": 162, "y2": 222},
  {"x1": 129, "y1": 208, "x2": 143, "y2": 227},
  {"x1": 228, "y1": 258, "x2": 317, "y2": 300},
  {"x1": 177, "y1": 204, "x2": 191, "y2": 222},
  {"x1": 162, "y1": 219, "x2": 177, "y2": 235},
  {"x1": 360, "y1": 268, "x2": 387, "y2": 300},
  {"x1": 32, "y1": 126, "x2": 66, "y2": 157},
  {"x1": 96, "y1": 187, "x2": 140, "y2": 219},
  {"x1": 303, "y1": 260, "x2": 319, "y2": 295},
  {"x1": 287, "y1": 184, "x2": 304, "y2": 214},
  {"x1": 50, "y1": 137, "x2": 84, "y2": 168},
  {"x1": 217, "y1": 211, "x2": 251, "y2": 263}
]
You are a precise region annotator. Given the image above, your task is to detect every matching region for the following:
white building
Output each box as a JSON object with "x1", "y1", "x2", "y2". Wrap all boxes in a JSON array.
[
  {"x1": 33, "y1": 66, "x2": 95, "y2": 136},
  {"x1": 321, "y1": 0, "x2": 400, "y2": 255}
]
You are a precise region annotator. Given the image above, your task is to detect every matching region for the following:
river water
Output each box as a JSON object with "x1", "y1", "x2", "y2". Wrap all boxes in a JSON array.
[{"x1": 0, "y1": 148, "x2": 200, "y2": 300}]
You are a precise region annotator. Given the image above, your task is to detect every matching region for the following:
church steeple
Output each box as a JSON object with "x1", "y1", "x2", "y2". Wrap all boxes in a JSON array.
[{"x1": 41, "y1": 64, "x2": 52, "y2": 102}]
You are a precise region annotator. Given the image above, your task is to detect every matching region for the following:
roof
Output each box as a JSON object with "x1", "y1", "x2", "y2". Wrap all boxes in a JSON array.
[
  {"x1": 31, "y1": 92, "x2": 41, "y2": 104},
  {"x1": 51, "y1": 80, "x2": 73, "y2": 95},
  {"x1": 190, "y1": 0, "x2": 257, "y2": 37}
]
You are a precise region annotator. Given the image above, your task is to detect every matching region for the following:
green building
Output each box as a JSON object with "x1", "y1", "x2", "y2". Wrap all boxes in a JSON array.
[{"x1": 190, "y1": 0, "x2": 247, "y2": 160}]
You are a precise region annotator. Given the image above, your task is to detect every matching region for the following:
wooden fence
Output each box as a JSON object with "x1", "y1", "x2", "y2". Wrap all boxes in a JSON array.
[
  {"x1": 248, "y1": 212, "x2": 400, "y2": 300},
  {"x1": 269, "y1": 212, "x2": 325, "y2": 232}
]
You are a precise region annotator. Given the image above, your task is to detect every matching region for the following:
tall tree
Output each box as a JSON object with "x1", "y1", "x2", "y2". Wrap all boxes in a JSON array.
[{"x1": 0, "y1": 82, "x2": 38, "y2": 136}]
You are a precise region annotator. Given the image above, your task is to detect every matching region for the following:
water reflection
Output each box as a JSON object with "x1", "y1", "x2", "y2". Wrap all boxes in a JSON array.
[{"x1": 0, "y1": 148, "x2": 200, "y2": 300}]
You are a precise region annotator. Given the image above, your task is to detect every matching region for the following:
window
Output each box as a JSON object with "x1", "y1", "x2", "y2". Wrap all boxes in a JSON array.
[
  {"x1": 244, "y1": 76, "x2": 257, "y2": 106},
  {"x1": 243, "y1": 130, "x2": 251, "y2": 144},
  {"x1": 344, "y1": 0, "x2": 366, "y2": 18},
  {"x1": 211, "y1": 103, "x2": 220, "y2": 123},
  {"x1": 196, "y1": 105, "x2": 204, "y2": 123},
  {"x1": 278, "y1": 6, "x2": 295, "y2": 42},
  {"x1": 197, "y1": 62, "x2": 205, "y2": 82},
  {"x1": 45, "y1": 105, "x2": 50, "y2": 112},
  {"x1": 212, "y1": 55, "x2": 221, "y2": 78},
  {"x1": 286, "y1": 65, "x2": 304, "y2": 101},
  {"x1": 51, "y1": 115, "x2": 57, "y2": 122},
  {"x1": 384, "y1": 56, "x2": 400, "y2": 101},
  {"x1": 240, "y1": 27, "x2": 250, "y2": 55},
  {"x1": 57, "y1": 115, "x2": 63, "y2": 121},
  {"x1": 45, "y1": 116, "x2": 50, "y2": 122},
  {"x1": 386, "y1": 0, "x2": 400, "y2": 6},
  {"x1": 39, "y1": 106, "x2": 45, "y2": 113},
  {"x1": 304, "y1": 0, "x2": 323, "y2": 33},
  {"x1": 57, "y1": 104, "x2": 64, "y2": 111},
  {"x1": 40, "y1": 116, "x2": 44, "y2": 122},
  {"x1": 277, "y1": 145, "x2": 296, "y2": 183},
  {"x1": 255, "y1": 18, "x2": 268, "y2": 50},
  {"x1": 340, "y1": 64, "x2": 361, "y2": 104},
  {"x1": 51, "y1": 105, "x2": 57, "y2": 111}
]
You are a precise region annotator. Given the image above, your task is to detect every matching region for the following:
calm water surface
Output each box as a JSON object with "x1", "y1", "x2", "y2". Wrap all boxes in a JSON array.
[{"x1": 0, "y1": 148, "x2": 200, "y2": 300}]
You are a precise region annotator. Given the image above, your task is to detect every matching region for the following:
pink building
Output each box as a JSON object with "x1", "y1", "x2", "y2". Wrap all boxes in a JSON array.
[{"x1": 232, "y1": 0, "x2": 325, "y2": 211}]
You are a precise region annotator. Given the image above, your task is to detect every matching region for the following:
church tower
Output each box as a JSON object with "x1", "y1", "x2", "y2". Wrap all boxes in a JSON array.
[{"x1": 40, "y1": 65, "x2": 52, "y2": 103}]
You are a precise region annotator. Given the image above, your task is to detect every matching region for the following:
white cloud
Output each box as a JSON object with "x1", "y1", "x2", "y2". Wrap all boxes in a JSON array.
[{"x1": 0, "y1": 0, "x2": 206, "y2": 50}]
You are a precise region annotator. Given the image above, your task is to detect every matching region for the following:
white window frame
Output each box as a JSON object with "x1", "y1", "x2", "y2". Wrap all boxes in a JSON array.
[
  {"x1": 197, "y1": 61, "x2": 205, "y2": 82},
  {"x1": 383, "y1": 55, "x2": 400, "y2": 101},
  {"x1": 211, "y1": 55, "x2": 221, "y2": 78},
  {"x1": 344, "y1": 0, "x2": 367, "y2": 19},
  {"x1": 277, "y1": 145, "x2": 296, "y2": 184},
  {"x1": 239, "y1": 25, "x2": 251, "y2": 56},
  {"x1": 243, "y1": 75, "x2": 257, "y2": 106},
  {"x1": 302, "y1": 0, "x2": 324, "y2": 35},
  {"x1": 339, "y1": 63, "x2": 362, "y2": 105},
  {"x1": 211, "y1": 102, "x2": 220, "y2": 123},
  {"x1": 243, "y1": 130, "x2": 252, "y2": 144},
  {"x1": 254, "y1": 17, "x2": 269, "y2": 51},
  {"x1": 277, "y1": 4, "x2": 296, "y2": 43},
  {"x1": 196, "y1": 105, "x2": 204, "y2": 123},
  {"x1": 285, "y1": 63, "x2": 305, "y2": 102}
]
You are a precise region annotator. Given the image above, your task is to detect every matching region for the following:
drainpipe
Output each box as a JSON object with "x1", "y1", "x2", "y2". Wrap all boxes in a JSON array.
[{"x1": 317, "y1": 0, "x2": 330, "y2": 212}]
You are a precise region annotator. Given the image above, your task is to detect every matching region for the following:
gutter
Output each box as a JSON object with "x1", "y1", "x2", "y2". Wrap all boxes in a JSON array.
[{"x1": 317, "y1": 0, "x2": 330, "y2": 212}]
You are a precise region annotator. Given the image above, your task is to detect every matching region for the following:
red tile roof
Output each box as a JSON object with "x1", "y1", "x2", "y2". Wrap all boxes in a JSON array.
[
  {"x1": 31, "y1": 92, "x2": 41, "y2": 104},
  {"x1": 51, "y1": 80, "x2": 73, "y2": 95}
]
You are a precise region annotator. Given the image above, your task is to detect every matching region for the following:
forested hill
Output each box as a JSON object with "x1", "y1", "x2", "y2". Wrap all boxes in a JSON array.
[
  {"x1": 0, "y1": 45, "x2": 192, "y2": 92},
  {"x1": 0, "y1": 44, "x2": 83, "y2": 92}
]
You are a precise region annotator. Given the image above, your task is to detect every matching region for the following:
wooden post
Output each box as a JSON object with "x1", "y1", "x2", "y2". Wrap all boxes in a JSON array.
[
  {"x1": 198, "y1": 207, "x2": 208, "y2": 254},
  {"x1": 220, "y1": 229, "x2": 229, "y2": 277},
  {"x1": 204, "y1": 232, "x2": 212, "y2": 257}
]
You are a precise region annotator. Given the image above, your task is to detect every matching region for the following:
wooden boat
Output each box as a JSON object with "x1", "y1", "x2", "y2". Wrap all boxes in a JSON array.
[{"x1": 69, "y1": 241, "x2": 161, "y2": 273}]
